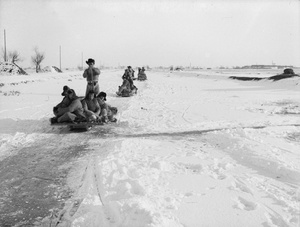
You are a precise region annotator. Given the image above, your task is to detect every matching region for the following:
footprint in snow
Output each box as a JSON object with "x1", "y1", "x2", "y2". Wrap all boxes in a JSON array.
[
  {"x1": 211, "y1": 172, "x2": 227, "y2": 180},
  {"x1": 183, "y1": 163, "x2": 203, "y2": 174},
  {"x1": 229, "y1": 180, "x2": 253, "y2": 195},
  {"x1": 233, "y1": 196, "x2": 257, "y2": 211}
]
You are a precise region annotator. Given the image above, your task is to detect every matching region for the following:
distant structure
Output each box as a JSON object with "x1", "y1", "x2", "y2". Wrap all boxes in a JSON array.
[
  {"x1": 0, "y1": 62, "x2": 28, "y2": 75},
  {"x1": 235, "y1": 64, "x2": 293, "y2": 69},
  {"x1": 42, "y1": 66, "x2": 63, "y2": 73}
]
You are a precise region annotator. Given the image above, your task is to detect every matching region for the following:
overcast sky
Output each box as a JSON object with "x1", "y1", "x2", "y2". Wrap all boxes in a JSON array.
[{"x1": 0, "y1": 0, "x2": 299, "y2": 68}]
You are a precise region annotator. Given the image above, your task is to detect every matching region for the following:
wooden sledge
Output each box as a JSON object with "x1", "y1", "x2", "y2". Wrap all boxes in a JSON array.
[
  {"x1": 116, "y1": 88, "x2": 138, "y2": 97},
  {"x1": 137, "y1": 74, "x2": 147, "y2": 81},
  {"x1": 51, "y1": 121, "x2": 104, "y2": 131},
  {"x1": 137, "y1": 77, "x2": 147, "y2": 81}
]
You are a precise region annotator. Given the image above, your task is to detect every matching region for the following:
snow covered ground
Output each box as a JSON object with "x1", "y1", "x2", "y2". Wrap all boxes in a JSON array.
[{"x1": 0, "y1": 69, "x2": 300, "y2": 226}]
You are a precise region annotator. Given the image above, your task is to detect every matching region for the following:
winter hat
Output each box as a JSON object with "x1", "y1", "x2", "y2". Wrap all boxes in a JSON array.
[
  {"x1": 67, "y1": 89, "x2": 77, "y2": 96},
  {"x1": 86, "y1": 58, "x2": 95, "y2": 65},
  {"x1": 61, "y1": 85, "x2": 71, "y2": 96},
  {"x1": 98, "y1": 92, "x2": 107, "y2": 101}
]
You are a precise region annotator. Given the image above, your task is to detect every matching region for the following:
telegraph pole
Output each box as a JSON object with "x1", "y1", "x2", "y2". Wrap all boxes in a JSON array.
[
  {"x1": 59, "y1": 45, "x2": 62, "y2": 70},
  {"x1": 4, "y1": 29, "x2": 7, "y2": 62}
]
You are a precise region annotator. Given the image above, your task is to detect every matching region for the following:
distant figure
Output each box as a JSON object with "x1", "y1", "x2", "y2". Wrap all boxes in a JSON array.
[
  {"x1": 123, "y1": 68, "x2": 134, "y2": 86},
  {"x1": 83, "y1": 58, "x2": 100, "y2": 97},
  {"x1": 116, "y1": 77, "x2": 131, "y2": 95},
  {"x1": 128, "y1": 66, "x2": 135, "y2": 79},
  {"x1": 137, "y1": 67, "x2": 147, "y2": 81},
  {"x1": 82, "y1": 91, "x2": 100, "y2": 121}
]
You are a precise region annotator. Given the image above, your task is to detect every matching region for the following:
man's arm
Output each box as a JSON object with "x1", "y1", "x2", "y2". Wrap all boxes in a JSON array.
[
  {"x1": 82, "y1": 100, "x2": 88, "y2": 111},
  {"x1": 94, "y1": 100, "x2": 101, "y2": 115},
  {"x1": 57, "y1": 99, "x2": 82, "y2": 115},
  {"x1": 83, "y1": 69, "x2": 88, "y2": 78},
  {"x1": 82, "y1": 100, "x2": 94, "y2": 115},
  {"x1": 93, "y1": 68, "x2": 100, "y2": 76}
]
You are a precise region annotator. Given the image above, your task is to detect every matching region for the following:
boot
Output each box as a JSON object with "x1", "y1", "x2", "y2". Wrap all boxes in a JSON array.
[{"x1": 50, "y1": 117, "x2": 58, "y2": 124}]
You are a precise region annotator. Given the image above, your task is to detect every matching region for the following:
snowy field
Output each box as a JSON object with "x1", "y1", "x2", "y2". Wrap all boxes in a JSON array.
[{"x1": 0, "y1": 69, "x2": 300, "y2": 226}]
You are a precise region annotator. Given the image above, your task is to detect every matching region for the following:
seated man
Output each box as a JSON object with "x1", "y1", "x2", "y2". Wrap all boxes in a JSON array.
[
  {"x1": 53, "y1": 85, "x2": 71, "y2": 116},
  {"x1": 82, "y1": 91, "x2": 100, "y2": 122},
  {"x1": 51, "y1": 89, "x2": 86, "y2": 123},
  {"x1": 116, "y1": 77, "x2": 131, "y2": 96},
  {"x1": 96, "y1": 92, "x2": 117, "y2": 123}
]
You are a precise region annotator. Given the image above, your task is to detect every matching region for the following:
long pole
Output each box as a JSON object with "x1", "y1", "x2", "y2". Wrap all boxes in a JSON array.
[
  {"x1": 81, "y1": 52, "x2": 83, "y2": 69},
  {"x1": 4, "y1": 29, "x2": 7, "y2": 62},
  {"x1": 60, "y1": 45, "x2": 62, "y2": 70}
]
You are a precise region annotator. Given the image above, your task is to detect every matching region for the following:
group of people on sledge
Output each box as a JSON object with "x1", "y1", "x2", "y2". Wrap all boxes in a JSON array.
[
  {"x1": 137, "y1": 67, "x2": 147, "y2": 81},
  {"x1": 51, "y1": 58, "x2": 117, "y2": 124},
  {"x1": 116, "y1": 66, "x2": 139, "y2": 96}
]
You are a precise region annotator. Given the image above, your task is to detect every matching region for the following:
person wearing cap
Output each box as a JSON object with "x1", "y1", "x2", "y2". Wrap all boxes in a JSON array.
[
  {"x1": 96, "y1": 92, "x2": 109, "y2": 123},
  {"x1": 83, "y1": 58, "x2": 101, "y2": 97},
  {"x1": 82, "y1": 90, "x2": 100, "y2": 122},
  {"x1": 54, "y1": 89, "x2": 86, "y2": 123},
  {"x1": 96, "y1": 92, "x2": 118, "y2": 123},
  {"x1": 52, "y1": 85, "x2": 72, "y2": 118}
]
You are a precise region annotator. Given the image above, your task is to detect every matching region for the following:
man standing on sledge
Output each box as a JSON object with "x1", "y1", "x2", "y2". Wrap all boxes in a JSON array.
[{"x1": 83, "y1": 58, "x2": 100, "y2": 96}]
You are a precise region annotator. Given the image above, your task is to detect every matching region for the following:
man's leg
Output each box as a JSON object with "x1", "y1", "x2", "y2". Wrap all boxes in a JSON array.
[
  {"x1": 116, "y1": 86, "x2": 124, "y2": 95},
  {"x1": 100, "y1": 109, "x2": 108, "y2": 123},
  {"x1": 85, "y1": 84, "x2": 93, "y2": 97},
  {"x1": 94, "y1": 83, "x2": 100, "y2": 96},
  {"x1": 84, "y1": 111, "x2": 98, "y2": 121},
  {"x1": 57, "y1": 112, "x2": 77, "y2": 123},
  {"x1": 107, "y1": 108, "x2": 117, "y2": 122}
]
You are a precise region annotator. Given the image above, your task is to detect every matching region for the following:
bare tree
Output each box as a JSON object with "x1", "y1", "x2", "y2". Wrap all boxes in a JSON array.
[
  {"x1": 8, "y1": 50, "x2": 22, "y2": 63},
  {"x1": 31, "y1": 47, "x2": 45, "y2": 73},
  {"x1": 1, "y1": 48, "x2": 23, "y2": 63}
]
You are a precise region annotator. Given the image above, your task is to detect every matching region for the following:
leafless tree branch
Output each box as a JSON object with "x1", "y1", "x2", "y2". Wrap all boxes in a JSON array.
[{"x1": 31, "y1": 47, "x2": 45, "y2": 73}]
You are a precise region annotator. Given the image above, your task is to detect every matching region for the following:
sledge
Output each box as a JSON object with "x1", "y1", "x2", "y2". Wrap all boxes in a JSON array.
[
  {"x1": 116, "y1": 87, "x2": 138, "y2": 97},
  {"x1": 137, "y1": 76, "x2": 147, "y2": 81},
  {"x1": 137, "y1": 74, "x2": 147, "y2": 81},
  {"x1": 50, "y1": 121, "x2": 104, "y2": 131}
]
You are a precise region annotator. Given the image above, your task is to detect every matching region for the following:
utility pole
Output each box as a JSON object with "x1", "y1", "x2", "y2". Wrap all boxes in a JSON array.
[
  {"x1": 59, "y1": 45, "x2": 62, "y2": 70},
  {"x1": 4, "y1": 29, "x2": 7, "y2": 62},
  {"x1": 81, "y1": 52, "x2": 83, "y2": 69}
]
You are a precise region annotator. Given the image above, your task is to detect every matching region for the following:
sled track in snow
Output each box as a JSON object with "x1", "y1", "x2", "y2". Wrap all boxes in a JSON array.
[{"x1": 96, "y1": 123, "x2": 300, "y2": 139}]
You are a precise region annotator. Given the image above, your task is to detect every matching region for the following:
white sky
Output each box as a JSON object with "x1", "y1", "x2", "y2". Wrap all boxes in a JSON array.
[{"x1": 0, "y1": 0, "x2": 299, "y2": 68}]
